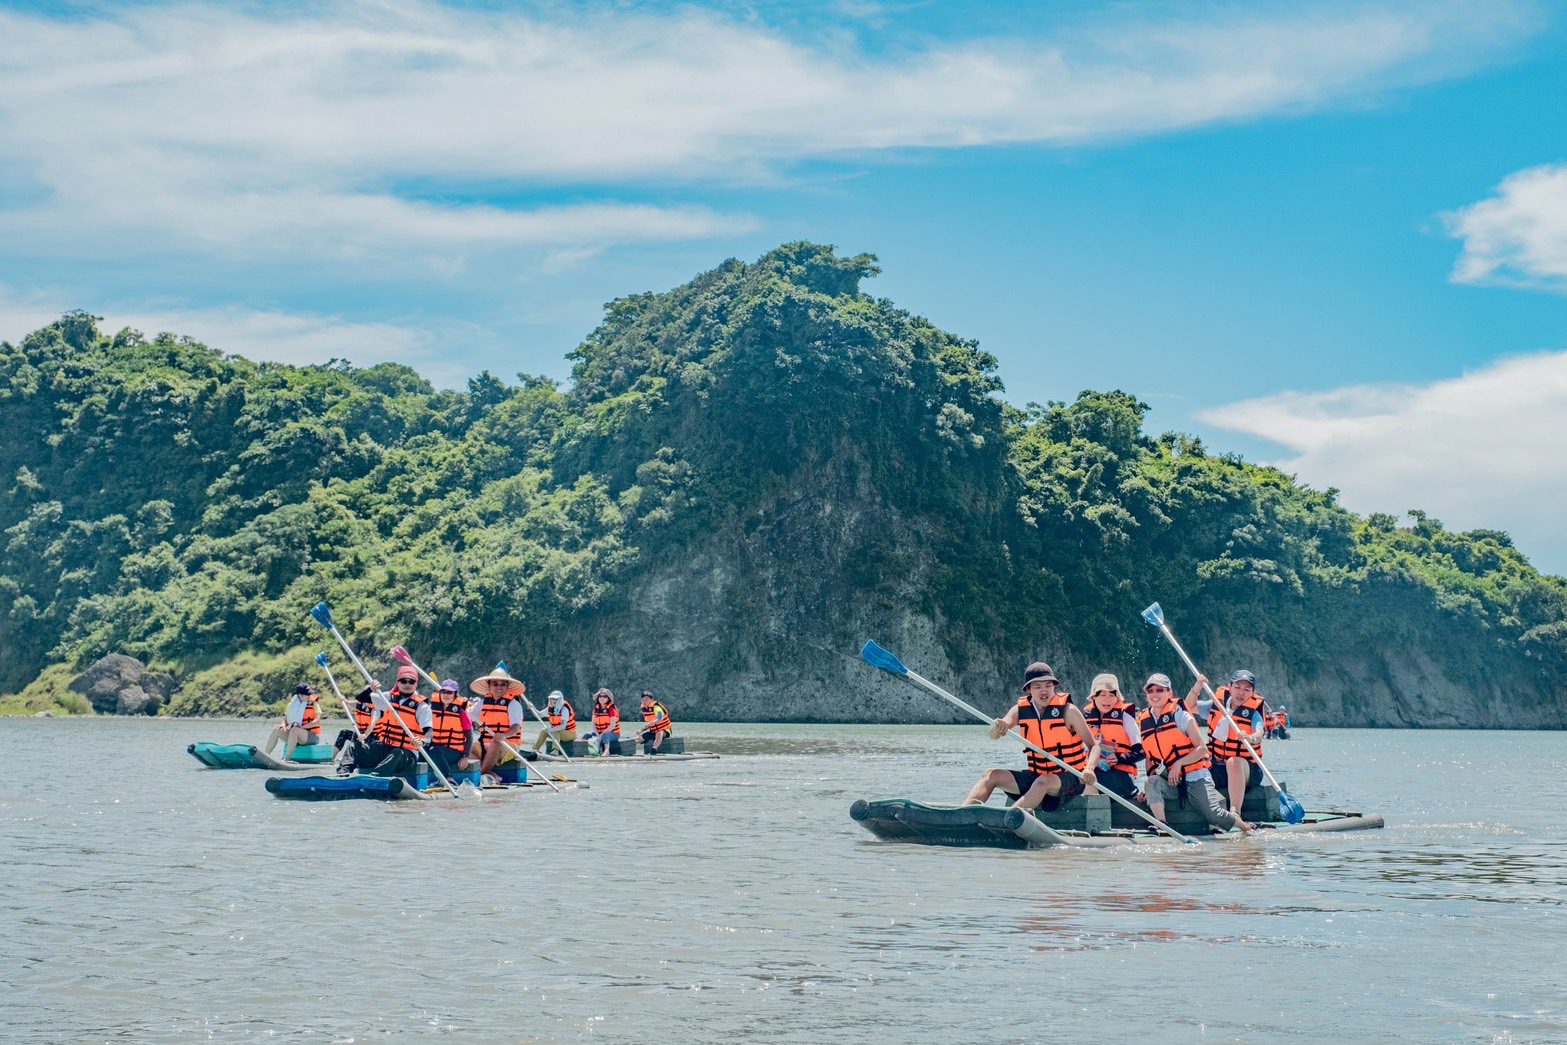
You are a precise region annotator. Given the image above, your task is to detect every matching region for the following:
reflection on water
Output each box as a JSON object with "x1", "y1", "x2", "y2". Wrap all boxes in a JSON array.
[{"x1": 0, "y1": 721, "x2": 1564, "y2": 1042}]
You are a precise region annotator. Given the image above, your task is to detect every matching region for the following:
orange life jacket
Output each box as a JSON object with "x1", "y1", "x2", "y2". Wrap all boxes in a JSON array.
[
  {"x1": 299, "y1": 701, "x2": 321, "y2": 739},
  {"x1": 642, "y1": 702, "x2": 672, "y2": 735},
  {"x1": 353, "y1": 697, "x2": 375, "y2": 735},
  {"x1": 1015, "y1": 692, "x2": 1087, "y2": 774},
  {"x1": 1138, "y1": 706, "x2": 1210, "y2": 775},
  {"x1": 376, "y1": 695, "x2": 425, "y2": 751},
  {"x1": 478, "y1": 695, "x2": 520, "y2": 741},
  {"x1": 429, "y1": 697, "x2": 468, "y2": 752},
  {"x1": 548, "y1": 701, "x2": 576, "y2": 730},
  {"x1": 593, "y1": 706, "x2": 619, "y2": 733},
  {"x1": 1083, "y1": 699, "x2": 1138, "y2": 775},
  {"x1": 1209, "y1": 687, "x2": 1265, "y2": 763}
]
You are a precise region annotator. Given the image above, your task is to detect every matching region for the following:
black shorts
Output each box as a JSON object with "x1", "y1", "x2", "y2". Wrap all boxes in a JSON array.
[
  {"x1": 1096, "y1": 768, "x2": 1140, "y2": 801},
  {"x1": 1211, "y1": 760, "x2": 1263, "y2": 793},
  {"x1": 1005, "y1": 769, "x2": 1086, "y2": 811}
]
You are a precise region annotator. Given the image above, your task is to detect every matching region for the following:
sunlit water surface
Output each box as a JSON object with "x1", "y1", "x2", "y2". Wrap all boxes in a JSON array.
[{"x1": 1, "y1": 720, "x2": 1563, "y2": 1043}]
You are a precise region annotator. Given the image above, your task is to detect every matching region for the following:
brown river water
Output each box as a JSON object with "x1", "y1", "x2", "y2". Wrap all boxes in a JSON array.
[{"x1": 1, "y1": 719, "x2": 1563, "y2": 1043}]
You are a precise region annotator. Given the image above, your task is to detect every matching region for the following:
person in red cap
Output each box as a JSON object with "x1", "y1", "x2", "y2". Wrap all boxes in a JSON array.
[
  {"x1": 962, "y1": 662, "x2": 1098, "y2": 814},
  {"x1": 363, "y1": 665, "x2": 433, "y2": 777}
]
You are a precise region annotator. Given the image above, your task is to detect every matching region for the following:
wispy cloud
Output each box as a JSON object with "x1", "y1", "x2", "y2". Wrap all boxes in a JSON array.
[
  {"x1": 0, "y1": 0, "x2": 1541, "y2": 269},
  {"x1": 0, "y1": 287, "x2": 475, "y2": 389},
  {"x1": 1199, "y1": 351, "x2": 1567, "y2": 574},
  {"x1": 1445, "y1": 163, "x2": 1567, "y2": 291}
]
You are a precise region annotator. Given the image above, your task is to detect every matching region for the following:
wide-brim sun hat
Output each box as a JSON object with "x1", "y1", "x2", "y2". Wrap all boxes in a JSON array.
[
  {"x1": 1089, "y1": 673, "x2": 1120, "y2": 696},
  {"x1": 470, "y1": 666, "x2": 523, "y2": 697}
]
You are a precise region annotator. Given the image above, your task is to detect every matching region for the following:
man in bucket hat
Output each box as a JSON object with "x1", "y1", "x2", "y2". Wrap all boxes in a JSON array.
[{"x1": 961, "y1": 662, "x2": 1099, "y2": 815}]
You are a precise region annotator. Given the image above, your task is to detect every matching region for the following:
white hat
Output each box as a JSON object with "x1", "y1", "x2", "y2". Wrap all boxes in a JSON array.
[{"x1": 547, "y1": 690, "x2": 564, "y2": 703}]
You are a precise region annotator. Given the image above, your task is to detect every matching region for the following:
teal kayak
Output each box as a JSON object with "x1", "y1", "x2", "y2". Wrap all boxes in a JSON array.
[{"x1": 188, "y1": 741, "x2": 336, "y2": 771}]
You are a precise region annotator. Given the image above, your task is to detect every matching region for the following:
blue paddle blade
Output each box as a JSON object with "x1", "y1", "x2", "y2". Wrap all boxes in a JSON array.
[
  {"x1": 496, "y1": 660, "x2": 508, "y2": 673},
  {"x1": 1140, "y1": 602, "x2": 1165, "y2": 628},
  {"x1": 1278, "y1": 788, "x2": 1306, "y2": 824},
  {"x1": 309, "y1": 601, "x2": 334, "y2": 629},
  {"x1": 860, "y1": 640, "x2": 908, "y2": 676},
  {"x1": 314, "y1": 652, "x2": 329, "y2": 668}
]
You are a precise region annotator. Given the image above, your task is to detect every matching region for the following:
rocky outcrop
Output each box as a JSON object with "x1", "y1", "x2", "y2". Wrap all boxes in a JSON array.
[{"x1": 69, "y1": 654, "x2": 177, "y2": 715}]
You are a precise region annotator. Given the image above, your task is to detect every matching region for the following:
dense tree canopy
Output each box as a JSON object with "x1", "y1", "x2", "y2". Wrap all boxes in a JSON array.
[{"x1": 3, "y1": 243, "x2": 1564, "y2": 719}]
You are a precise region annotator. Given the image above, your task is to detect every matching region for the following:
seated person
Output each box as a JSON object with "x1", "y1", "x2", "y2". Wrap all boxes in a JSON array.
[
  {"x1": 427, "y1": 678, "x2": 474, "y2": 778},
  {"x1": 639, "y1": 691, "x2": 673, "y2": 753},
  {"x1": 533, "y1": 690, "x2": 578, "y2": 752},
  {"x1": 365, "y1": 668, "x2": 431, "y2": 777},
  {"x1": 470, "y1": 666, "x2": 527, "y2": 774},
  {"x1": 961, "y1": 662, "x2": 1097, "y2": 814},
  {"x1": 581, "y1": 689, "x2": 621, "y2": 754},
  {"x1": 1081, "y1": 673, "x2": 1143, "y2": 802},
  {"x1": 1206, "y1": 670, "x2": 1267, "y2": 816},
  {"x1": 1137, "y1": 673, "x2": 1252, "y2": 833},
  {"x1": 334, "y1": 684, "x2": 380, "y2": 775},
  {"x1": 264, "y1": 684, "x2": 321, "y2": 760}
]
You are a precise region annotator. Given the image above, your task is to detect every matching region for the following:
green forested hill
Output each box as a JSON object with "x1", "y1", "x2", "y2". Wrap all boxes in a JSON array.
[{"x1": 3, "y1": 244, "x2": 1565, "y2": 725}]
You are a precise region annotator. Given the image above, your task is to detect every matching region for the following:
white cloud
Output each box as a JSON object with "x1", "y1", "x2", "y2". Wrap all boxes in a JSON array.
[
  {"x1": 0, "y1": 288, "x2": 475, "y2": 389},
  {"x1": 1445, "y1": 163, "x2": 1567, "y2": 291},
  {"x1": 0, "y1": 0, "x2": 1541, "y2": 267},
  {"x1": 1199, "y1": 351, "x2": 1567, "y2": 575}
]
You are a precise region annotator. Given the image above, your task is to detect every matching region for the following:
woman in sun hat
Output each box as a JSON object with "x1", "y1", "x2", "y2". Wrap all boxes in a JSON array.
[{"x1": 1080, "y1": 673, "x2": 1143, "y2": 803}]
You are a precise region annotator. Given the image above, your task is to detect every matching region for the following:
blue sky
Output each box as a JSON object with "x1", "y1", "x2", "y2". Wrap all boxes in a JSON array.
[{"x1": 3, "y1": 1, "x2": 1567, "y2": 570}]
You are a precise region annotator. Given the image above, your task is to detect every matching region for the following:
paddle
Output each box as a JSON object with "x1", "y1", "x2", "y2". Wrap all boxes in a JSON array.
[
  {"x1": 1140, "y1": 602, "x2": 1306, "y2": 824},
  {"x1": 859, "y1": 640, "x2": 1199, "y2": 847},
  {"x1": 307, "y1": 602, "x2": 465, "y2": 799},
  {"x1": 389, "y1": 646, "x2": 568, "y2": 794},
  {"x1": 314, "y1": 652, "x2": 364, "y2": 742}
]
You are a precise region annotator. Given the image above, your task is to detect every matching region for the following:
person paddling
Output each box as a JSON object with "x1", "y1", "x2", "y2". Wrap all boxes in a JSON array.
[
  {"x1": 1137, "y1": 673, "x2": 1252, "y2": 833},
  {"x1": 583, "y1": 689, "x2": 621, "y2": 755},
  {"x1": 427, "y1": 678, "x2": 474, "y2": 779},
  {"x1": 334, "y1": 683, "x2": 380, "y2": 775},
  {"x1": 366, "y1": 666, "x2": 432, "y2": 777},
  {"x1": 1081, "y1": 673, "x2": 1143, "y2": 803},
  {"x1": 962, "y1": 662, "x2": 1099, "y2": 815},
  {"x1": 639, "y1": 691, "x2": 673, "y2": 753},
  {"x1": 264, "y1": 684, "x2": 321, "y2": 761},
  {"x1": 533, "y1": 690, "x2": 578, "y2": 752},
  {"x1": 471, "y1": 666, "x2": 527, "y2": 774},
  {"x1": 1204, "y1": 669, "x2": 1267, "y2": 816}
]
